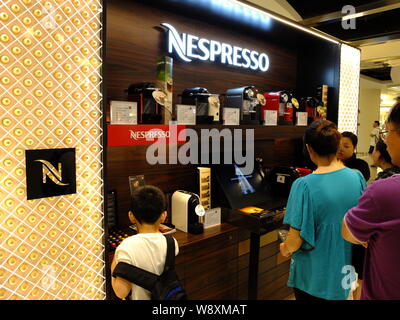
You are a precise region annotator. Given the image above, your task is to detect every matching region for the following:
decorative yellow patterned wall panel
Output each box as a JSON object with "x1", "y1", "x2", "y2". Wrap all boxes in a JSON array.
[
  {"x1": 338, "y1": 44, "x2": 360, "y2": 134},
  {"x1": 0, "y1": 0, "x2": 104, "y2": 300}
]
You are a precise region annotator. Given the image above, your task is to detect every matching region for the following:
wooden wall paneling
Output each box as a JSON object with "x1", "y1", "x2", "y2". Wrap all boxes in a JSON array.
[
  {"x1": 106, "y1": 0, "x2": 298, "y2": 114},
  {"x1": 183, "y1": 245, "x2": 238, "y2": 294},
  {"x1": 258, "y1": 272, "x2": 293, "y2": 300},
  {"x1": 296, "y1": 37, "x2": 341, "y2": 125},
  {"x1": 258, "y1": 261, "x2": 291, "y2": 288}
]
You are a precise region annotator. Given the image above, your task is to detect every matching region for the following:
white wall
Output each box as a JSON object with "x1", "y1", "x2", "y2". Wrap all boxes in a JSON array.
[{"x1": 357, "y1": 77, "x2": 381, "y2": 154}]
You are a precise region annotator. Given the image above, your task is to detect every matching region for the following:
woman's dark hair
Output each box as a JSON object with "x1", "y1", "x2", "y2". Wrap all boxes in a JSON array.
[
  {"x1": 375, "y1": 138, "x2": 392, "y2": 164},
  {"x1": 304, "y1": 120, "x2": 341, "y2": 156},
  {"x1": 131, "y1": 185, "x2": 166, "y2": 224},
  {"x1": 388, "y1": 103, "x2": 400, "y2": 127},
  {"x1": 341, "y1": 131, "x2": 358, "y2": 148}
]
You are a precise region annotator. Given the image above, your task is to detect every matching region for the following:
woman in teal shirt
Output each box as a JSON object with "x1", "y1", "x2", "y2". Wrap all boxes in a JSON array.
[{"x1": 280, "y1": 120, "x2": 366, "y2": 300}]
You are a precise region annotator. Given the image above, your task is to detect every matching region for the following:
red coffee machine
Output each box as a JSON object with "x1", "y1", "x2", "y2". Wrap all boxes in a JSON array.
[
  {"x1": 300, "y1": 97, "x2": 322, "y2": 124},
  {"x1": 262, "y1": 91, "x2": 294, "y2": 124}
]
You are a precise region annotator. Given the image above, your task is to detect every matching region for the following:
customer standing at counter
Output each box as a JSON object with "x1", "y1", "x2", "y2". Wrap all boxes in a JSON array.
[
  {"x1": 337, "y1": 131, "x2": 371, "y2": 182},
  {"x1": 342, "y1": 103, "x2": 400, "y2": 300},
  {"x1": 337, "y1": 131, "x2": 370, "y2": 299},
  {"x1": 280, "y1": 120, "x2": 366, "y2": 300},
  {"x1": 372, "y1": 138, "x2": 400, "y2": 180},
  {"x1": 111, "y1": 185, "x2": 179, "y2": 300}
]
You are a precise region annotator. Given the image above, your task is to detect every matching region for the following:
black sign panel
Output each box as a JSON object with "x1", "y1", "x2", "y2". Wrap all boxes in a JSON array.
[{"x1": 26, "y1": 148, "x2": 76, "y2": 200}]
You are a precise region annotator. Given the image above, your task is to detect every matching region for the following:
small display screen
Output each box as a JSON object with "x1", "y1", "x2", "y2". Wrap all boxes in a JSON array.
[{"x1": 214, "y1": 163, "x2": 269, "y2": 209}]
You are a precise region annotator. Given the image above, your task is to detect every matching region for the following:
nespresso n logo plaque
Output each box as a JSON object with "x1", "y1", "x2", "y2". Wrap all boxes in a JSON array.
[{"x1": 26, "y1": 148, "x2": 76, "y2": 200}]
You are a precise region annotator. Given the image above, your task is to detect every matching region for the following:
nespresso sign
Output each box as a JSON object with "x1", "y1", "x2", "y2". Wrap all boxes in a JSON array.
[{"x1": 162, "y1": 23, "x2": 270, "y2": 72}]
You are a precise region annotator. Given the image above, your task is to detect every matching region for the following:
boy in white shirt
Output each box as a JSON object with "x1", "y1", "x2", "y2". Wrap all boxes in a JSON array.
[{"x1": 111, "y1": 185, "x2": 179, "y2": 300}]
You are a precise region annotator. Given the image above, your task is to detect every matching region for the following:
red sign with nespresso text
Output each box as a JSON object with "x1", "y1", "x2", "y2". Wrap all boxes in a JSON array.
[{"x1": 107, "y1": 125, "x2": 187, "y2": 146}]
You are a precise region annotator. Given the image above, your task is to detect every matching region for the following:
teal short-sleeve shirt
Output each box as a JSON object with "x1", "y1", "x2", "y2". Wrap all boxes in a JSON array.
[{"x1": 283, "y1": 167, "x2": 366, "y2": 300}]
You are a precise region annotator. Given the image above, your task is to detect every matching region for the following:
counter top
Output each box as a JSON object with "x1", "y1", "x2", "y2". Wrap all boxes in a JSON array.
[{"x1": 173, "y1": 223, "x2": 239, "y2": 248}]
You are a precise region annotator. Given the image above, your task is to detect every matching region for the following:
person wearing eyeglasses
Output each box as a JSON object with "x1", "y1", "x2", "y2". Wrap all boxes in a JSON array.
[{"x1": 342, "y1": 103, "x2": 400, "y2": 300}]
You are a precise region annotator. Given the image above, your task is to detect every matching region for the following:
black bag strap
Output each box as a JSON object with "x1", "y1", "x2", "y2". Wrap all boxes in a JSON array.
[
  {"x1": 113, "y1": 262, "x2": 158, "y2": 291},
  {"x1": 163, "y1": 235, "x2": 176, "y2": 272},
  {"x1": 112, "y1": 235, "x2": 176, "y2": 290}
]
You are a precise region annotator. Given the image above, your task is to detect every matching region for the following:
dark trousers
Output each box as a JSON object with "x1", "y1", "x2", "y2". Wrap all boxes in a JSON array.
[{"x1": 293, "y1": 288, "x2": 326, "y2": 301}]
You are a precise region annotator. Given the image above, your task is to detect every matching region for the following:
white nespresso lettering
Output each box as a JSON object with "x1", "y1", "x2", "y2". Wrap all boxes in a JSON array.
[
  {"x1": 210, "y1": 40, "x2": 222, "y2": 62},
  {"x1": 130, "y1": 130, "x2": 171, "y2": 141},
  {"x1": 161, "y1": 23, "x2": 269, "y2": 72},
  {"x1": 198, "y1": 38, "x2": 210, "y2": 61}
]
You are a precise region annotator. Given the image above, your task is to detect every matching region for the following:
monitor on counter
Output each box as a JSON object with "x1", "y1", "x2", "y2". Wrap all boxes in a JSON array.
[{"x1": 214, "y1": 163, "x2": 269, "y2": 209}]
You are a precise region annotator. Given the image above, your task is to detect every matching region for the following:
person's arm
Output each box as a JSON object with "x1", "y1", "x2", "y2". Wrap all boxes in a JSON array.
[
  {"x1": 280, "y1": 227, "x2": 303, "y2": 257},
  {"x1": 111, "y1": 256, "x2": 132, "y2": 299},
  {"x1": 342, "y1": 218, "x2": 368, "y2": 247},
  {"x1": 342, "y1": 185, "x2": 382, "y2": 247}
]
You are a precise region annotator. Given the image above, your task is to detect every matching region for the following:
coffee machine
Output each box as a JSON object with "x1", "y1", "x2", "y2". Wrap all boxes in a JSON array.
[
  {"x1": 127, "y1": 82, "x2": 164, "y2": 124},
  {"x1": 181, "y1": 87, "x2": 220, "y2": 124},
  {"x1": 225, "y1": 86, "x2": 262, "y2": 125},
  {"x1": 300, "y1": 97, "x2": 322, "y2": 124},
  {"x1": 262, "y1": 91, "x2": 295, "y2": 125},
  {"x1": 172, "y1": 190, "x2": 204, "y2": 234}
]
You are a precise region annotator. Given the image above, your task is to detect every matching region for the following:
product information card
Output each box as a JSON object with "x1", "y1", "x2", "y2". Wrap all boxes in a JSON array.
[
  {"x1": 263, "y1": 110, "x2": 278, "y2": 126},
  {"x1": 223, "y1": 107, "x2": 240, "y2": 125},
  {"x1": 176, "y1": 104, "x2": 196, "y2": 125},
  {"x1": 296, "y1": 112, "x2": 308, "y2": 126},
  {"x1": 204, "y1": 207, "x2": 221, "y2": 229},
  {"x1": 110, "y1": 101, "x2": 137, "y2": 125}
]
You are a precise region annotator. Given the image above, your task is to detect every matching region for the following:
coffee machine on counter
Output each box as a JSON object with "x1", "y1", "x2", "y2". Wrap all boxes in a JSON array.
[
  {"x1": 181, "y1": 87, "x2": 220, "y2": 124},
  {"x1": 127, "y1": 82, "x2": 166, "y2": 124},
  {"x1": 225, "y1": 86, "x2": 262, "y2": 125},
  {"x1": 300, "y1": 97, "x2": 323, "y2": 125},
  {"x1": 262, "y1": 91, "x2": 297, "y2": 125},
  {"x1": 172, "y1": 190, "x2": 204, "y2": 234}
]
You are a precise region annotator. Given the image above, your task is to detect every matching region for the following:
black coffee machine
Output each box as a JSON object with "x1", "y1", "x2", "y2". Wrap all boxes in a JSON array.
[
  {"x1": 181, "y1": 87, "x2": 219, "y2": 124},
  {"x1": 127, "y1": 82, "x2": 163, "y2": 124},
  {"x1": 225, "y1": 86, "x2": 261, "y2": 125}
]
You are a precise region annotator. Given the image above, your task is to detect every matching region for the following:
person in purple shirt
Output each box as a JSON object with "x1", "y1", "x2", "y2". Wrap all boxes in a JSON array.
[{"x1": 342, "y1": 102, "x2": 400, "y2": 300}]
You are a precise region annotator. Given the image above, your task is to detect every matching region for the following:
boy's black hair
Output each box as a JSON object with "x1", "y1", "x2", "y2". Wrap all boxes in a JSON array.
[
  {"x1": 375, "y1": 138, "x2": 392, "y2": 165},
  {"x1": 131, "y1": 185, "x2": 166, "y2": 224},
  {"x1": 341, "y1": 131, "x2": 358, "y2": 148},
  {"x1": 304, "y1": 120, "x2": 341, "y2": 156},
  {"x1": 374, "y1": 120, "x2": 380, "y2": 126},
  {"x1": 388, "y1": 103, "x2": 400, "y2": 127}
]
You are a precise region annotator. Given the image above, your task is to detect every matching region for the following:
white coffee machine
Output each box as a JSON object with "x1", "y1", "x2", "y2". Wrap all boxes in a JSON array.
[{"x1": 172, "y1": 190, "x2": 204, "y2": 234}]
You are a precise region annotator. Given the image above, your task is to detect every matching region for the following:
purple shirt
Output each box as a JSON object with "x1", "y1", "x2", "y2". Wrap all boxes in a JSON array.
[{"x1": 345, "y1": 174, "x2": 400, "y2": 300}]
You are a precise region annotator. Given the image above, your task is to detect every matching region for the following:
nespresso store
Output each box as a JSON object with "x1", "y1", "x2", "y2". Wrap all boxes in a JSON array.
[{"x1": 0, "y1": 0, "x2": 360, "y2": 300}]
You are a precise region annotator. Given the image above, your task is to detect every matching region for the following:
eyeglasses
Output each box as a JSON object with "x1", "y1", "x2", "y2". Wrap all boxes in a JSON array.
[{"x1": 381, "y1": 128, "x2": 400, "y2": 141}]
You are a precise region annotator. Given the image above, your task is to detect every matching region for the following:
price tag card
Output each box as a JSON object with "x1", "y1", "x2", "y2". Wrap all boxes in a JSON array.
[
  {"x1": 264, "y1": 110, "x2": 278, "y2": 126},
  {"x1": 296, "y1": 112, "x2": 308, "y2": 126},
  {"x1": 110, "y1": 101, "x2": 137, "y2": 124},
  {"x1": 176, "y1": 104, "x2": 196, "y2": 125},
  {"x1": 204, "y1": 207, "x2": 221, "y2": 229},
  {"x1": 223, "y1": 108, "x2": 240, "y2": 125}
]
